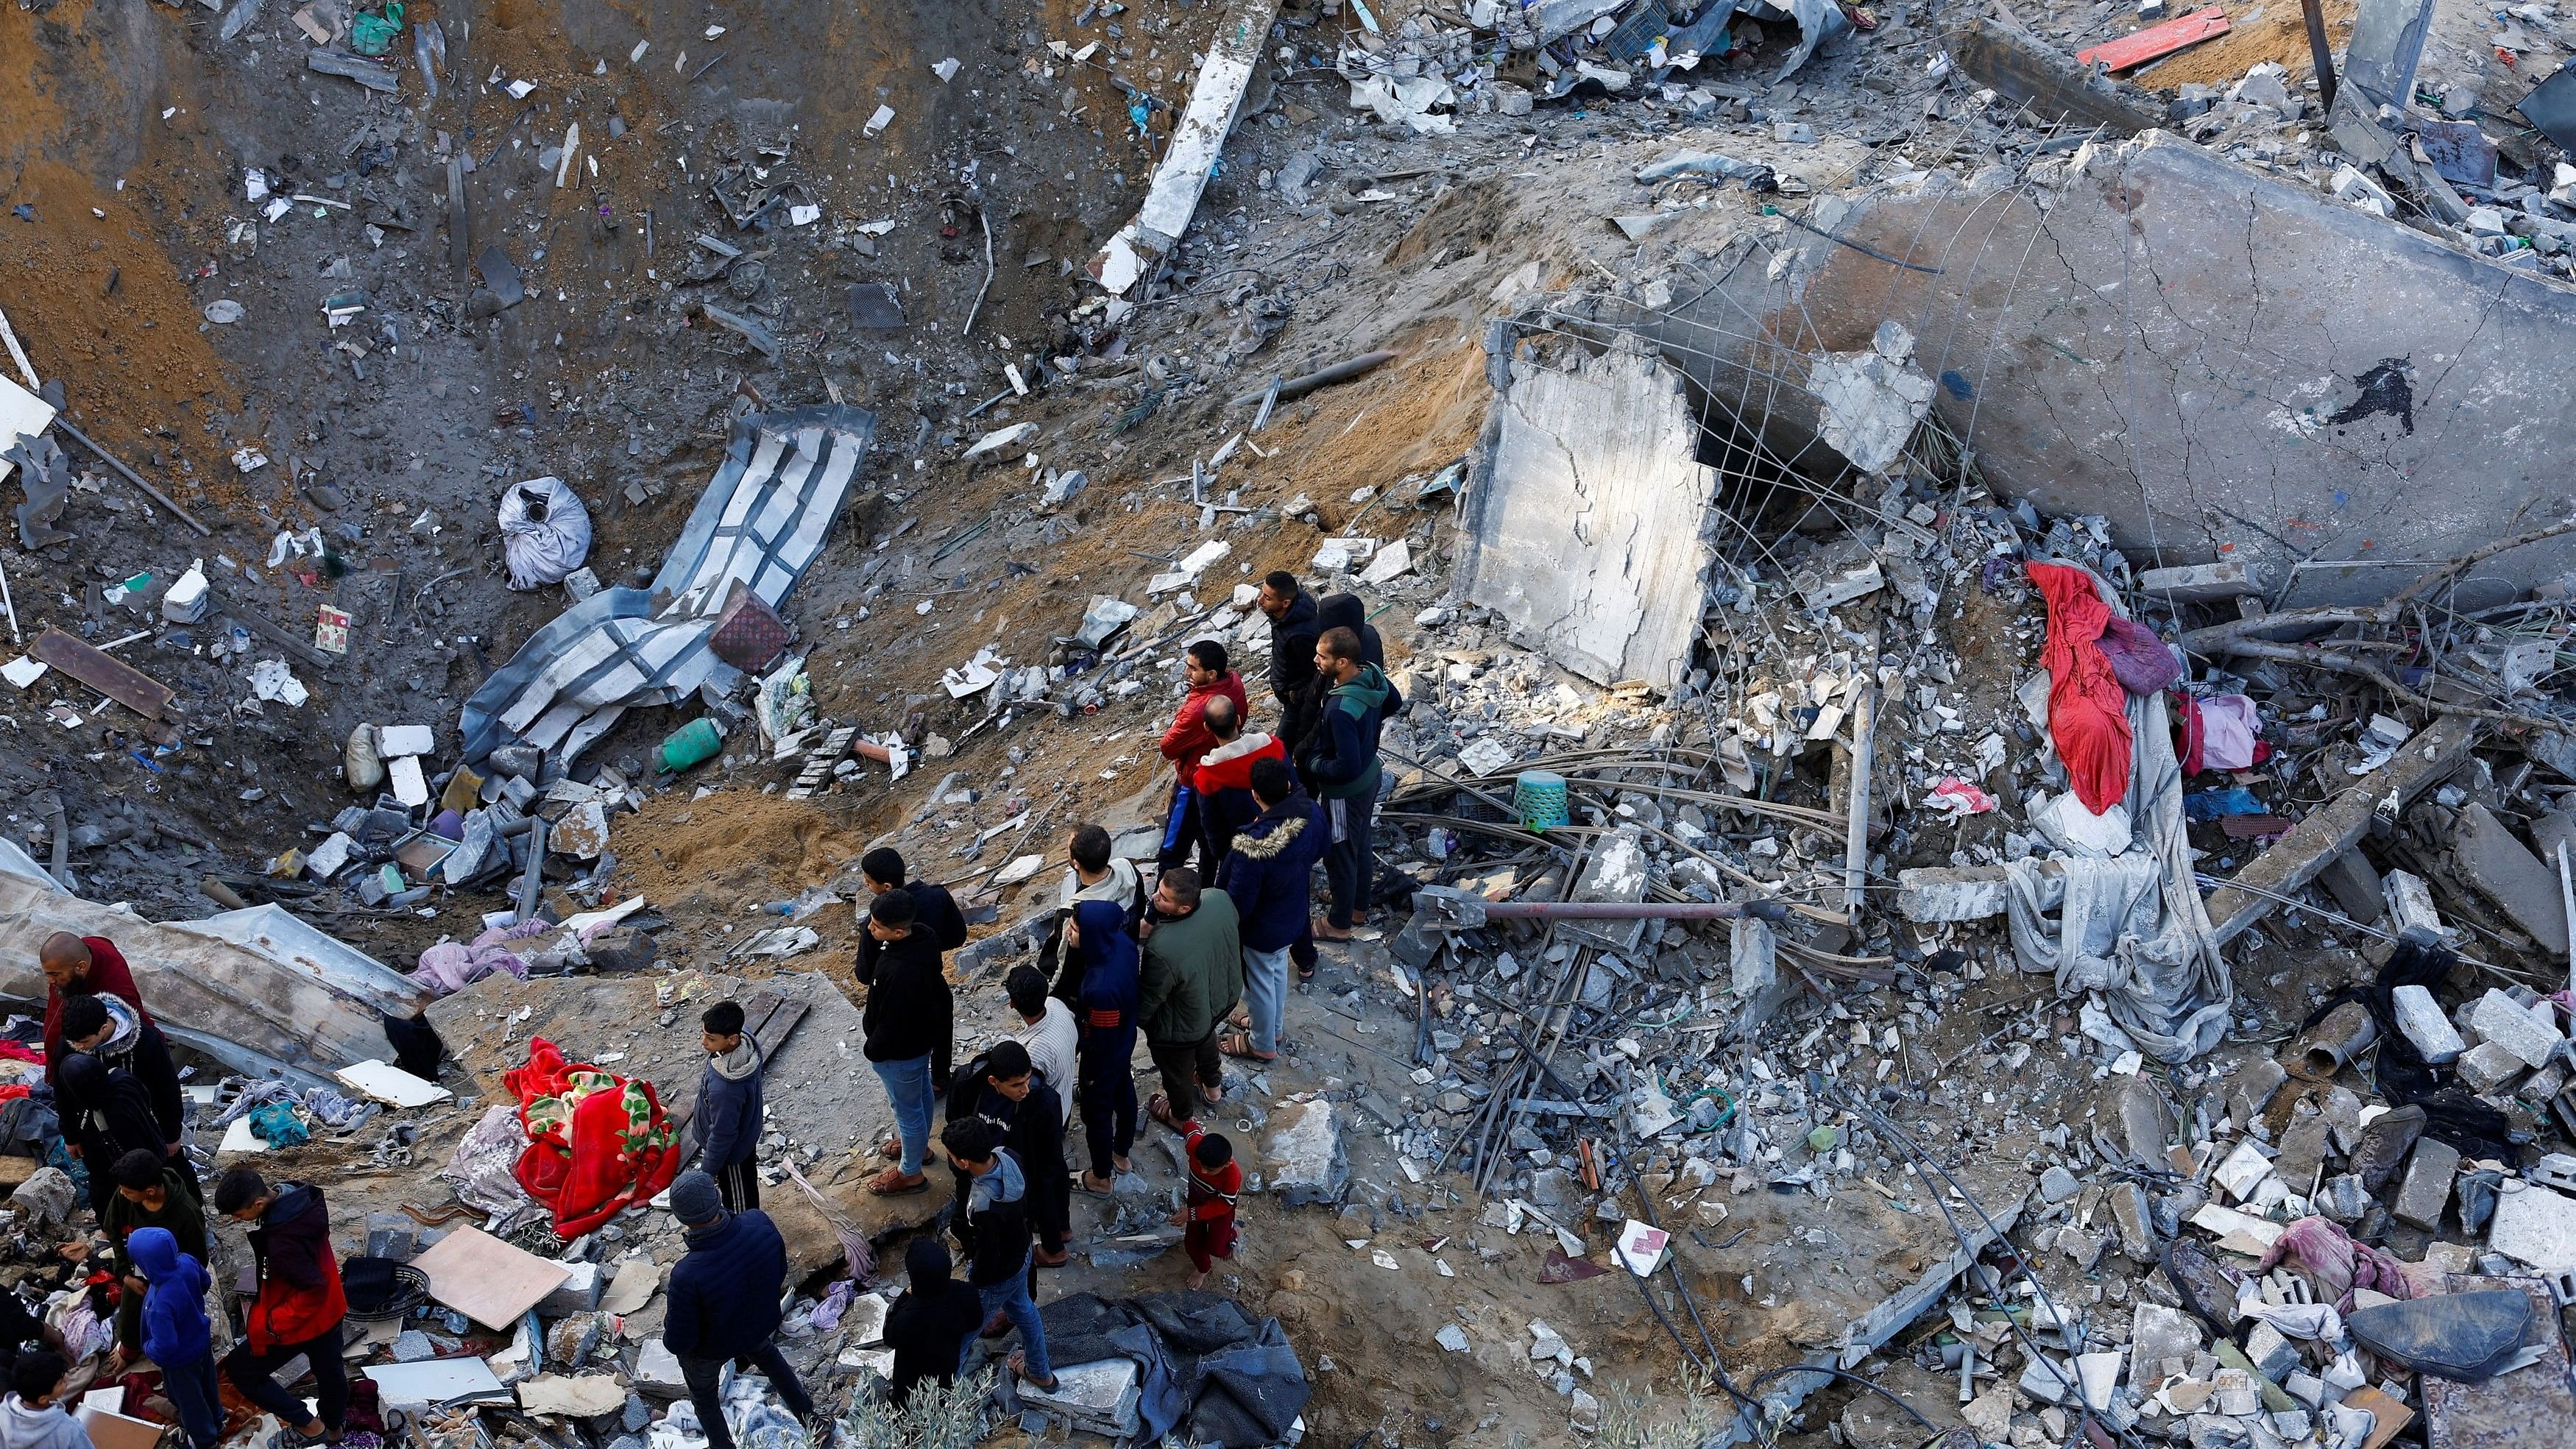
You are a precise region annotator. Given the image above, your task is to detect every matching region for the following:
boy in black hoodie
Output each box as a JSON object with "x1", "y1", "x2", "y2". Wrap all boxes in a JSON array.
[
  {"x1": 883, "y1": 1239, "x2": 982, "y2": 1409},
  {"x1": 971, "y1": 1043, "x2": 1070, "y2": 1269},
  {"x1": 861, "y1": 890, "x2": 951, "y2": 1197},
  {"x1": 938, "y1": 1118, "x2": 1054, "y2": 1393}
]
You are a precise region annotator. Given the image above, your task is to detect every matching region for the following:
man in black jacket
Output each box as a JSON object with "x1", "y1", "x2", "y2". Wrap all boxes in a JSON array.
[
  {"x1": 883, "y1": 1238, "x2": 982, "y2": 1409},
  {"x1": 857, "y1": 848, "x2": 969, "y2": 1092},
  {"x1": 663, "y1": 1171, "x2": 817, "y2": 1445},
  {"x1": 861, "y1": 890, "x2": 950, "y2": 1197},
  {"x1": 971, "y1": 1043, "x2": 1070, "y2": 1269},
  {"x1": 1256, "y1": 572, "x2": 1320, "y2": 754},
  {"x1": 938, "y1": 1117, "x2": 1055, "y2": 1392},
  {"x1": 58, "y1": 993, "x2": 191, "y2": 1194}
]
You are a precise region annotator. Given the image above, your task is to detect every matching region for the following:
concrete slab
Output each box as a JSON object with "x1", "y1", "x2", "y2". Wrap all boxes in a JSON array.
[
  {"x1": 2446, "y1": 805, "x2": 2570, "y2": 954},
  {"x1": 1455, "y1": 336, "x2": 1717, "y2": 692},
  {"x1": 2417, "y1": 1277, "x2": 2575, "y2": 1449}
]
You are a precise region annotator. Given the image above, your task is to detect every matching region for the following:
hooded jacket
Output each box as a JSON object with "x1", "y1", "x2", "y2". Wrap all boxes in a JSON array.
[
  {"x1": 1264, "y1": 586, "x2": 1321, "y2": 725},
  {"x1": 43, "y1": 937, "x2": 152, "y2": 1090},
  {"x1": 1193, "y1": 730, "x2": 1288, "y2": 861},
  {"x1": 1142, "y1": 892, "x2": 1242, "y2": 1046},
  {"x1": 245, "y1": 1182, "x2": 346, "y2": 1352},
  {"x1": 1305, "y1": 662, "x2": 1394, "y2": 802},
  {"x1": 108, "y1": 1168, "x2": 207, "y2": 1353},
  {"x1": 1220, "y1": 793, "x2": 1330, "y2": 951},
  {"x1": 0, "y1": 1396, "x2": 88, "y2": 1449},
  {"x1": 695, "y1": 1038, "x2": 763, "y2": 1174},
  {"x1": 127, "y1": 1226, "x2": 212, "y2": 1368},
  {"x1": 855, "y1": 880, "x2": 968, "y2": 987},
  {"x1": 885, "y1": 1239, "x2": 982, "y2": 1407},
  {"x1": 955, "y1": 1147, "x2": 1031, "y2": 1288},
  {"x1": 666, "y1": 1208, "x2": 788, "y2": 1361},
  {"x1": 995, "y1": 1077, "x2": 1069, "y2": 1239},
  {"x1": 56, "y1": 1052, "x2": 162, "y2": 1168},
  {"x1": 1158, "y1": 669, "x2": 1250, "y2": 784},
  {"x1": 1071, "y1": 901, "x2": 1142, "y2": 1046},
  {"x1": 860, "y1": 927, "x2": 952, "y2": 1066}
]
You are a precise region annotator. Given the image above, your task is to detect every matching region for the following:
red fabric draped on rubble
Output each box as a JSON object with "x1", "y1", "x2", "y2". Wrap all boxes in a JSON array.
[
  {"x1": 2028, "y1": 561, "x2": 2134, "y2": 814},
  {"x1": 503, "y1": 1037, "x2": 683, "y2": 1236}
]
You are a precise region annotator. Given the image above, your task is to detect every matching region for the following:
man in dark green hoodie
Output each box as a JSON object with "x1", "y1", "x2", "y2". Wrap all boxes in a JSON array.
[
  {"x1": 104, "y1": 1149, "x2": 208, "y2": 1375},
  {"x1": 1303, "y1": 626, "x2": 1393, "y2": 939}
]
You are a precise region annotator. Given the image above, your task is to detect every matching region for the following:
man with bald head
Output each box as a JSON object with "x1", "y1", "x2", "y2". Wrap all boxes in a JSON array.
[{"x1": 41, "y1": 932, "x2": 188, "y2": 1188}]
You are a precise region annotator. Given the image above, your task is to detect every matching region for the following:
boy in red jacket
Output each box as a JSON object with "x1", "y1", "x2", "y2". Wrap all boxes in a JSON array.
[
  {"x1": 1171, "y1": 1127, "x2": 1242, "y2": 1290},
  {"x1": 214, "y1": 1169, "x2": 347, "y2": 1445},
  {"x1": 1155, "y1": 640, "x2": 1248, "y2": 875}
]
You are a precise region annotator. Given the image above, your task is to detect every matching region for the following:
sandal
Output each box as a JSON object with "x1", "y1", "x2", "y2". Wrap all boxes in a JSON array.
[
  {"x1": 1008, "y1": 1352, "x2": 1058, "y2": 1393},
  {"x1": 1077, "y1": 1172, "x2": 1117, "y2": 1195},
  {"x1": 866, "y1": 1169, "x2": 929, "y2": 1197},
  {"x1": 877, "y1": 1137, "x2": 901, "y2": 1161},
  {"x1": 1218, "y1": 1031, "x2": 1278, "y2": 1063},
  {"x1": 1146, "y1": 1093, "x2": 1199, "y2": 1133},
  {"x1": 1312, "y1": 917, "x2": 1354, "y2": 941}
]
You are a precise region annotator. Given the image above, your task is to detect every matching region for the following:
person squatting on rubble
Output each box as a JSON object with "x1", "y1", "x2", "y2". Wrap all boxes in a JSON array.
[
  {"x1": 1191, "y1": 695, "x2": 1285, "y2": 871},
  {"x1": 214, "y1": 1169, "x2": 347, "y2": 1447},
  {"x1": 0, "y1": 1350, "x2": 92, "y2": 1449},
  {"x1": 1156, "y1": 640, "x2": 1248, "y2": 876},
  {"x1": 696, "y1": 1002, "x2": 764, "y2": 1214},
  {"x1": 1174, "y1": 1126, "x2": 1242, "y2": 1292},
  {"x1": 1218, "y1": 757, "x2": 1327, "y2": 1063},
  {"x1": 1003, "y1": 966, "x2": 1078, "y2": 1129},
  {"x1": 106, "y1": 1150, "x2": 208, "y2": 1380},
  {"x1": 860, "y1": 889, "x2": 952, "y2": 1197},
  {"x1": 1139, "y1": 867, "x2": 1239, "y2": 1133},
  {"x1": 857, "y1": 848, "x2": 967, "y2": 1091},
  {"x1": 662, "y1": 1172, "x2": 820, "y2": 1448},
  {"x1": 1303, "y1": 625, "x2": 1397, "y2": 942},
  {"x1": 961, "y1": 1044, "x2": 1070, "y2": 1268},
  {"x1": 937, "y1": 1116, "x2": 1055, "y2": 1395},
  {"x1": 121, "y1": 1227, "x2": 219, "y2": 1449},
  {"x1": 882, "y1": 1237, "x2": 983, "y2": 1409},
  {"x1": 1066, "y1": 899, "x2": 1141, "y2": 1193}
]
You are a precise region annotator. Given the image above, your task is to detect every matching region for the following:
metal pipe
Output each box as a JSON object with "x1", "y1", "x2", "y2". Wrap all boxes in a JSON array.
[
  {"x1": 1474, "y1": 899, "x2": 1786, "y2": 921},
  {"x1": 2292, "y1": 999, "x2": 2378, "y2": 1080},
  {"x1": 2300, "y1": 0, "x2": 2338, "y2": 111},
  {"x1": 53, "y1": 419, "x2": 210, "y2": 536}
]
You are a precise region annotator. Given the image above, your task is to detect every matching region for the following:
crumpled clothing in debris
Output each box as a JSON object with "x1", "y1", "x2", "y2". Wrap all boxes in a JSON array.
[
  {"x1": 2029, "y1": 561, "x2": 2134, "y2": 813},
  {"x1": 249, "y1": 1099, "x2": 310, "y2": 1147},
  {"x1": 506, "y1": 1038, "x2": 681, "y2": 1236},
  {"x1": 2098, "y1": 614, "x2": 2184, "y2": 696},
  {"x1": 410, "y1": 921, "x2": 546, "y2": 996},
  {"x1": 2254, "y1": 1216, "x2": 2414, "y2": 1314},
  {"x1": 652, "y1": 1378, "x2": 808, "y2": 1449},
  {"x1": 442, "y1": 1102, "x2": 539, "y2": 1216},
  {"x1": 2299, "y1": 935, "x2": 2522, "y2": 1164},
  {"x1": 2174, "y1": 692, "x2": 2265, "y2": 775},
  {"x1": 2003, "y1": 564, "x2": 2231, "y2": 1062}
]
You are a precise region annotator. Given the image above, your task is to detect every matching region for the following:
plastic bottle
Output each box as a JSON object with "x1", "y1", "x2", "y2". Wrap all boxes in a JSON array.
[{"x1": 657, "y1": 717, "x2": 724, "y2": 773}]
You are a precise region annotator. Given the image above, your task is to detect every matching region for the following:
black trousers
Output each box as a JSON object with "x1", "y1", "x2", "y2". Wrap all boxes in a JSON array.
[
  {"x1": 679, "y1": 1342, "x2": 813, "y2": 1449},
  {"x1": 224, "y1": 1325, "x2": 350, "y2": 1433},
  {"x1": 711, "y1": 1152, "x2": 760, "y2": 1213}
]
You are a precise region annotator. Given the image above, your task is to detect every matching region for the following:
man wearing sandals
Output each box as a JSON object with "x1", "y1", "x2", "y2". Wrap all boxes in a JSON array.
[
  {"x1": 1138, "y1": 868, "x2": 1238, "y2": 1133},
  {"x1": 860, "y1": 890, "x2": 951, "y2": 1197},
  {"x1": 1215, "y1": 758, "x2": 1326, "y2": 1064}
]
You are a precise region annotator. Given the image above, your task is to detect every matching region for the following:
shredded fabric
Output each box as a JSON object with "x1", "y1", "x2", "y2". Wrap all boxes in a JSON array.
[
  {"x1": 2255, "y1": 1216, "x2": 2414, "y2": 1314},
  {"x1": 2028, "y1": 561, "x2": 2134, "y2": 813},
  {"x1": 442, "y1": 1103, "x2": 539, "y2": 1216}
]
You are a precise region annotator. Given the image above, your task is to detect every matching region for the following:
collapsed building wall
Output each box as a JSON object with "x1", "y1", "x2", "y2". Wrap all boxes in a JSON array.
[{"x1": 1632, "y1": 130, "x2": 2576, "y2": 606}]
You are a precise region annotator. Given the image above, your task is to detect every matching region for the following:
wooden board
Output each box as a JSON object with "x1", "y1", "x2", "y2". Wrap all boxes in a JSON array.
[
  {"x1": 30, "y1": 626, "x2": 173, "y2": 723},
  {"x1": 2076, "y1": 7, "x2": 2232, "y2": 71},
  {"x1": 409, "y1": 1224, "x2": 572, "y2": 1329}
]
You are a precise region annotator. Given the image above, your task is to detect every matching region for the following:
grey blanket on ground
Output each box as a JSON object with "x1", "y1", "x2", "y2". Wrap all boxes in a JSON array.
[{"x1": 2003, "y1": 565, "x2": 2232, "y2": 1063}]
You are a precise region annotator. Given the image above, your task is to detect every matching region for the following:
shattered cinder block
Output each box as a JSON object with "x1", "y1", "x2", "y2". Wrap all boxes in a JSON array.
[
  {"x1": 1895, "y1": 865, "x2": 2011, "y2": 922},
  {"x1": 2462, "y1": 988, "x2": 2566, "y2": 1068},
  {"x1": 2487, "y1": 1180, "x2": 2576, "y2": 1272},
  {"x1": 1262, "y1": 1098, "x2": 1348, "y2": 1206},
  {"x1": 2391, "y1": 984, "x2": 2466, "y2": 1063},
  {"x1": 2446, "y1": 804, "x2": 2570, "y2": 953},
  {"x1": 2392, "y1": 1138, "x2": 2462, "y2": 1230},
  {"x1": 2455, "y1": 1040, "x2": 2530, "y2": 1094},
  {"x1": 2226, "y1": 1056, "x2": 2287, "y2": 1127},
  {"x1": 2137, "y1": 559, "x2": 2266, "y2": 601}
]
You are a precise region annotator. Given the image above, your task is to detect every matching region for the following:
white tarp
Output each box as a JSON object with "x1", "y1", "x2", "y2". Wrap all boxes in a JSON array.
[
  {"x1": 498, "y1": 476, "x2": 594, "y2": 590},
  {"x1": 1091, "y1": 0, "x2": 1282, "y2": 294}
]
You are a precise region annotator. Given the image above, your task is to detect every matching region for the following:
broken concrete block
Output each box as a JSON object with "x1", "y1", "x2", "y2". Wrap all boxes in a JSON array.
[
  {"x1": 1017, "y1": 1356, "x2": 1142, "y2": 1438},
  {"x1": 2316, "y1": 849, "x2": 2385, "y2": 924},
  {"x1": 2392, "y1": 1137, "x2": 2462, "y2": 1230},
  {"x1": 1895, "y1": 865, "x2": 2011, "y2": 921},
  {"x1": 1262, "y1": 1098, "x2": 1348, "y2": 1205},
  {"x1": 378, "y1": 724, "x2": 436, "y2": 757},
  {"x1": 2391, "y1": 984, "x2": 2466, "y2": 1063},
  {"x1": 2462, "y1": 988, "x2": 2565, "y2": 1068},
  {"x1": 2110, "y1": 1182, "x2": 2158, "y2": 1262},
  {"x1": 388, "y1": 754, "x2": 430, "y2": 808},
  {"x1": 539, "y1": 1261, "x2": 602, "y2": 1317},
  {"x1": 2448, "y1": 804, "x2": 2570, "y2": 953},
  {"x1": 2131, "y1": 1303, "x2": 2204, "y2": 1387},
  {"x1": 2455, "y1": 1039, "x2": 2529, "y2": 1094},
  {"x1": 2487, "y1": 1180, "x2": 2576, "y2": 1272},
  {"x1": 2319, "y1": 1175, "x2": 2371, "y2": 1223},
  {"x1": 2073, "y1": 1350, "x2": 2123, "y2": 1411},
  {"x1": 2244, "y1": 1321, "x2": 2299, "y2": 1383},
  {"x1": 2039, "y1": 1165, "x2": 2082, "y2": 1203},
  {"x1": 631, "y1": 1339, "x2": 685, "y2": 1397},
  {"x1": 2226, "y1": 1056, "x2": 2287, "y2": 1127},
  {"x1": 2384, "y1": 868, "x2": 2446, "y2": 938},
  {"x1": 2137, "y1": 560, "x2": 2265, "y2": 601}
]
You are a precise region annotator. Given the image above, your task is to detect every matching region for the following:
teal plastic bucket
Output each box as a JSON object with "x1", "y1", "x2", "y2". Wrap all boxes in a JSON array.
[{"x1": 1514, "y1": 770, "x2": 1570, "y2": 832}]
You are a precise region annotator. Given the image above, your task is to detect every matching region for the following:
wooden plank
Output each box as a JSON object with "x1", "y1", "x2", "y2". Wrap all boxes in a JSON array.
[
  {"x1": 30, "y1": 626, "x2": 172, "y2": 721},
  {"x1": 409, "y1": 1225, "x2": 572, "y2": 1329},
  {"x1": 2076, "y1": 7, "x2": 2232, "y2": 71}
]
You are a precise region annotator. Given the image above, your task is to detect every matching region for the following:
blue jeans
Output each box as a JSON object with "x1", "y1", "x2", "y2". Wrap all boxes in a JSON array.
[
  {"x1": 873, "y1": 1054, "x2": 935, "y2": 1175},
  {"x1": 978, "y1": 1255, "x2": 1051, "y2": 1382},
  {"x1": 1242, "y1": 946, "x2": 1289, "y2": 1056},
  {"x1": 160, "y1": 1350, "x2": 223, "y2": 1449}
]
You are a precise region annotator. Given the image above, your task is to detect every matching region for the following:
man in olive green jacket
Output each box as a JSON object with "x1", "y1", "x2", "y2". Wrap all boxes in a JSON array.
[{"x1": 1139, "y1": 868, "x2": 1240, "y2": 1132}]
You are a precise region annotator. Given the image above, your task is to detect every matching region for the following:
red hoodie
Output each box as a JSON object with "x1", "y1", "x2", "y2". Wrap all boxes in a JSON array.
[
  {"x1": 1192, "y1": 730, "x2": 1287, "y2": 797},
  {"x1": 1159, "y1": 670, "x2": 1248, "y2": 783}
]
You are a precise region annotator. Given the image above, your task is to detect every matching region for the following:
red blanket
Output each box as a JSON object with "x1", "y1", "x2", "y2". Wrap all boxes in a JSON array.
[
  {"x1": 2028, "y1": 562, "x2": 2133, "y2": 814},
  {"x1": 507, "y1": 1038, "x2": 682, "y2": 1236}
]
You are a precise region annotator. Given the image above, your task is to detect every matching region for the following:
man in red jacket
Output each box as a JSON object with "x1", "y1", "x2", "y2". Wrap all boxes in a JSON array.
[
  {"x1": 1154, "y1": 640, "x2": 1247, "y2": 876},
  {"x1": 38, "y1": 933, "x2": 152, "y2": 1089},
  {"x1": 214, "y1": 1168, "x2": 347, "y2": 1445},
  {"x1": 1191, "y1": 696, "x2": 1287, "y2": 872}
]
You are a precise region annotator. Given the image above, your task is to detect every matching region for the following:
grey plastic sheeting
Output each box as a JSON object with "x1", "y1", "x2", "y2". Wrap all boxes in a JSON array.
[{"x1": 459, "y1": 403, "x2": 877, "y2": 764}]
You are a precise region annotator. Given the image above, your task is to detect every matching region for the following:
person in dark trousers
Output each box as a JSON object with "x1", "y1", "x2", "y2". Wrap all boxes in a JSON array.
[
  {"x1": 1217, "y1": 758, "x2": 1328, "y2": 1063},
  {"x1": 54, "y1": 1034, "x2": 166, "y2": 1225},
  {"x1": 938, "y1": 1118, "x2": 1055, "y2": 1394},
  {"x1": 1303, "y1": 626, "x2": 1395, "y2": 940},
  {"x1": 882, "y1": 1238, "x2": 983, "y2": 1409},
  {"x1": 214, "y1": 1169, "x2": 347, "y2": 1446},
  {"x1": 857, "y1": 849, "x2": 968, "y2": 1089},
  {"x1": 1155, "y1": 640, "x2": 1249, "y2": 876},
  {"x1": 969, "y1": 1042, "x2": 1070, "y2": 1268},
  {"x1": 695, "y1": 1001, "x2": 763, "y2": 1214},
  {"x1": 1256, "y1": 572, "x2": 1321, "y2": 756},
  {"x1": 1044, "y1": 826, "x2": 1144, "y2": 1002},
  {"x1": 1139, "y1": 868, "x2": 1239, "y2": 1132},
  {"x1": 55, "y1": 991, "x2": 191, "y2": 1196},
  {"x1": 1066, "y1": 899, "x2": 1140, "y2": 1193},
  {"x1": 860, "y1": 889, "x2": 950, "y2": 1197},
  {"x1": 105, "y1": 1151, "x2": 206, "y2": 1377},
  {"x1": 662, "y1": 1172, "x2": 820, "y2": 1446},
  {"x1": 120, "y1": 1228, "x2": 219, "y2": 1449},
  {"x1": 1191, "y1": 695, "x2": 1286, "y2": 871}
]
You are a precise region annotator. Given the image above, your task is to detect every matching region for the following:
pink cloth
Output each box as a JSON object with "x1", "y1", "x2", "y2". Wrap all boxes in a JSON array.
[
  {"x1": 411, "y1": 921, "x2": 548, "y2": 995},
  {"x1": 2098, "y1": 615, "x2": 2184, "y2": 695},
  {"x1": 2255, "y1": 1216, "x2": 2414, "y2": 1312},
  {"x1": 2195, "y1": 695, "x2": 2262, "y2": 771}
]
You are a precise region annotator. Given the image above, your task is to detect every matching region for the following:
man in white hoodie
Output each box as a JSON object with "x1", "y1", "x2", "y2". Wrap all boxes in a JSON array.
[{"x1": 0, "y1": 1350, "x2": 93, "y2": 1449}]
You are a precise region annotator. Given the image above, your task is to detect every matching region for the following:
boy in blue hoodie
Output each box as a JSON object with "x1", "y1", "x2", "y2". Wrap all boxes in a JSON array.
[
  {"x1": 1065, "y1": 899, "x2": 1139, "y2": 1194},
  {"x1": 121, "y1": 1227, "x2": 218, "y2": 1449}
]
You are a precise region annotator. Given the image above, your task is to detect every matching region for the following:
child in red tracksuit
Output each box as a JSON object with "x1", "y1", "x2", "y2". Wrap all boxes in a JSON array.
[{"x1": 1171, "y1": 1127, "x2": 1241, "y2": 1289}]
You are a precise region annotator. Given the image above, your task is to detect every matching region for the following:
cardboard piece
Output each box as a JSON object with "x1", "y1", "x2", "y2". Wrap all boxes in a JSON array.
[
  {"x1": 336, "y1": 1058, "x2": 452, "y2": 1108},
  {"x1": 77, "y1": 1406, "x2": 163, "y2": 1449},
  {"x1": 411, "y1": 1225, "x2": 574, "y2": 1328},
  {"x1": 600, "y1": 1255, "x2": 662, "y2": 1316},
  {"x1": 217, "y1": 1115, "x2": 271, "y2": 1155},
  {"x1": 517, "y1": 1375, "x2": 627, "y2": 1417}
]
